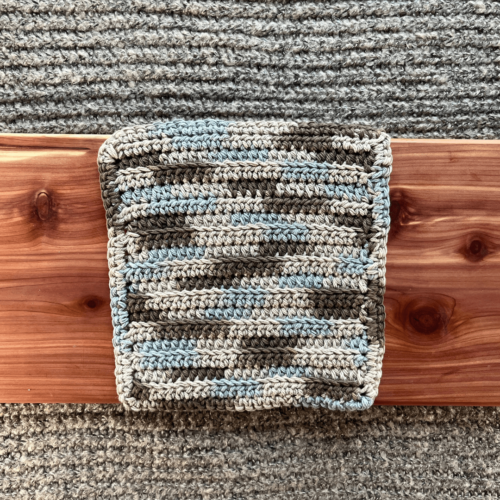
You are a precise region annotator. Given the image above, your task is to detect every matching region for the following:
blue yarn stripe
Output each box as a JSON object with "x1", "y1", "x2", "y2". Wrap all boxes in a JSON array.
[{"x1": 150, "y1": 119, "x2": 232, "y2": 138}]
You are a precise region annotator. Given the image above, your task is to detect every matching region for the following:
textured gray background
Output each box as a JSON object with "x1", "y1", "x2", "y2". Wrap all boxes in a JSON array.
[
  {"x1": 2, "y1": 405, "x2": 500, "y2": 499},
  {"x1": 1, "y1": 0, "x2": 499, "y2": 137},
  {"x1": 1, "y1": 1, "x2": 500, "y2": 498}
]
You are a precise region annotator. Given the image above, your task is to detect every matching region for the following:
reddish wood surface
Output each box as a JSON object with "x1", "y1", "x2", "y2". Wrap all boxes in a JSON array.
[{"x1": 0, "y1": 134, "x2": 499, "y2": 405}]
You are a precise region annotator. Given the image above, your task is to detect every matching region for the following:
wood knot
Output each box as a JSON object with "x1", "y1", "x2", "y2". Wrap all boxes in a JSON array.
[
  {"x1": 35, "y1": 191, "x2": 51, "y2": 221},
  {"x1": 409, "y1": 305, "x2": 443, "y2": 334},
  {"x1": 389, "y1": 189, "x2": 416, "y2": 242},
  {"x1": 460, "y1": 235, "x2": 490, "y2": 263},
  {"x1": 400, "y1": 295, "x2": 456, "y2": 345},
  {"x1": 83, "y1": 297, "x2": 103, "y2": 312}
]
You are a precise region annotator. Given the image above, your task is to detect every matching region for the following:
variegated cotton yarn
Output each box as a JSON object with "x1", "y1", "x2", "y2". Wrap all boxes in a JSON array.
[{"x1": 98, "y1": 120, "x2": 392, "y2": 411}]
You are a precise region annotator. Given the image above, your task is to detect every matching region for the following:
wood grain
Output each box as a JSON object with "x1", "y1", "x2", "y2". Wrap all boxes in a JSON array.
[{"x1": 0, "y1": 135, "x2": 499, "y2": 405}]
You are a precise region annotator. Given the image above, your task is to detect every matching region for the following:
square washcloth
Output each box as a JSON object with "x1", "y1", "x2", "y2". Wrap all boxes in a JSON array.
[{"x1": 98, "y1": 121, "x2": 392, "y2": 411}]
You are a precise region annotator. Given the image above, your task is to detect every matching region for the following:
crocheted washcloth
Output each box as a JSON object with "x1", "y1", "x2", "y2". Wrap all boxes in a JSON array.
[{"x1": 98, "y1": 120, "x2": 392, "y2": 411}]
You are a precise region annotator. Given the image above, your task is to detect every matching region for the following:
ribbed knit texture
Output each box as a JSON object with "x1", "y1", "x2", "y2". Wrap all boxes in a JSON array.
[
  {"x1": 1, "y1": 0, "x2": 499, "y2": 138},
  {"x1": 2, "y1": 404, "x2": 500, "y2": 500}
]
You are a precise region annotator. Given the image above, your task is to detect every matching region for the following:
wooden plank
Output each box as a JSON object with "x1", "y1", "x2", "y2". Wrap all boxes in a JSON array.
[
  {"x1": 0, "y1": 135, "x2": 116, "y2": 402},
  {"x1": 381, "y1": 139, "x2": 500, "y2": 405},
  {"x1": 0, "y1": 135, "x2": 499, "y2": 405}
]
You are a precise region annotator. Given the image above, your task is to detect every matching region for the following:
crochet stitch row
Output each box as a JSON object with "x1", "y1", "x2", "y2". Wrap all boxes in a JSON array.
[{"x1": 98, "y1": 120, "x2": 392, "y2": 411}]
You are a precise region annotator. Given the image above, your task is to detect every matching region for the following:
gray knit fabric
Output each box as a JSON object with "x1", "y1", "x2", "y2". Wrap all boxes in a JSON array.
[
  {"x1": 1, "y1": 0, "x2": 499, "y2": 498},
  {"x1": 2, "y1": 404, "x2": 500, "y2": 499},
  {"x1": 1, "y1": 0, "x2": 499, "y2": 138}
]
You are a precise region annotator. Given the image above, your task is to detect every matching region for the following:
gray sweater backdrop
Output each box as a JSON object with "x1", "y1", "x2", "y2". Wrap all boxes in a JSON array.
[{"x1": 1, "y1": 1, "x2": 499, "y2": 498}]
